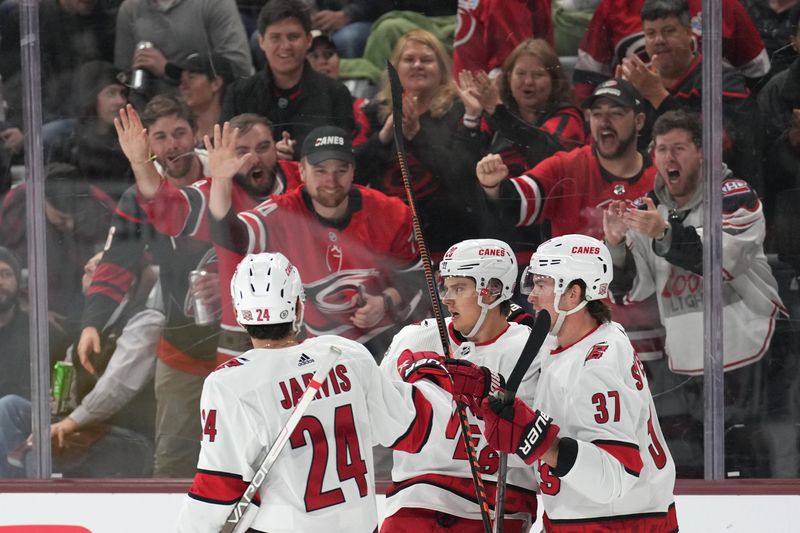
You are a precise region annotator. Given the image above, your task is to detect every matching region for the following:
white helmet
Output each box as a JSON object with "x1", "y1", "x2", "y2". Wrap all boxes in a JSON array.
[
  {"x1": 521, "y1": 234, "x2": 612, "y2": 333},
  {"x1": 438, "y1": 239, "x2": 517, "y2": 338},
  {"x1": 231, "y1": 252, "x2": 305, "y2": 332}
]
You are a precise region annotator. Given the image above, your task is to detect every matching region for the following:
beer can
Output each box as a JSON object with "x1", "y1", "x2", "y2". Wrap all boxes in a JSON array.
[
  {"x1": 52, "y1": 361, "x2": 73, "y2": 415},
  {"x1": 189, "y1": 269, "x2": 219, "y2": 326},
  {"x1": 131, "y1": 41, "x2": 154, "y2": 91}
]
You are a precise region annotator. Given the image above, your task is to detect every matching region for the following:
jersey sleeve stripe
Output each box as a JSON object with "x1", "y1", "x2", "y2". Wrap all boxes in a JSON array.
[
  {"x1": 592, "y1": 440, "x2": 643, "y2": 477},
  {"x1": 183, "y1": 187, "x2": 206, "y2": 237},
  {"x1": 237, "y1": 212, "x2": 265, "y2": 254},
  {"x1": 737, "y1": 49, "x2": 770, "y2": 79},
  {"x1": 113, "y1": 206, "x2": 146, "y2": 224},
  {"x1": 388, "y1": 386, "x2": 434, "y2": 454},
  {"x1": 510, "y1": 175, "x2": 542, "y2": 227},
  {"x1": 187, "y1": 469, "x2": 247, "y2": 505}
]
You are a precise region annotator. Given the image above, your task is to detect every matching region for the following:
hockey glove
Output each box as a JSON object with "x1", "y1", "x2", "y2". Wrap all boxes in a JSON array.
[
  {"x1": 482, "y1": 395, "x2": 560, "y2": 465},
  {"x1": 443, "y1": 359, "x2": 505, "y2": 411},
  {"x1": 397, "y1": 349, "x2": 451, "y2": 392}
]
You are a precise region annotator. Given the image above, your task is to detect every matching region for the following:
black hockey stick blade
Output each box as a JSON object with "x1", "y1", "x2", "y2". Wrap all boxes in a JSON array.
[{"x1": 505, "y1": 310, "x2": 551, "y2": 398}]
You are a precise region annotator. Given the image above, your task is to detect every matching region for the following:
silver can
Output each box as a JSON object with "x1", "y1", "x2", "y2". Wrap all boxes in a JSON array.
[
  {"x1": 131, "y1": 41, "x2": 154, "y2": 91},
  {"x1": 189, "y1": 269, "x2": 219, "y2": 326}
]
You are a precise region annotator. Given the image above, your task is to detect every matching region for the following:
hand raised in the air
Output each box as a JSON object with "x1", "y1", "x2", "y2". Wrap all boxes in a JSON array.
[
  {"x1": 473, "y1": 69, "x2": 500, "y2": 115},
  {"x1": 276, "y1": 131, "x2": 296, "y2": 160},
  {"x1": 114, "y1": 104, "x2": 150, "y2": 166},
  {"x1": 476, "y1": 154, "x2": 509, "y2": 199},
  {"x1": 603, "y1": 199, "x2": 630, "y2": 246},
  {"x1": 204, "y1": 122, "x2": 253, "y2": 181},
  {"x1": 482, "y1": 395, "x2": 560, "y2": 465},
  {"x1": 457, "y1": 70, "x2": 484, "y2": 117}
]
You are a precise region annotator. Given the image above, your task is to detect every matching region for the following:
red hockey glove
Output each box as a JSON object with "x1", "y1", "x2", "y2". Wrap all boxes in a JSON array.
[
  {"x1": 443, "y1": 359, "x2": 505, "y2": 409},
  {"x1": 397, "y1": 349, "x2": 451, "y2": 391},
  {"x1": 482, "y1": 395, "x2": 560, "y2": 465}
]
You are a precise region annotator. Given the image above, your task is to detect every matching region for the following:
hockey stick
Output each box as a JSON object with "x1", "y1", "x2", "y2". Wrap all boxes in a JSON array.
[
  {"x1": 493, "y1": 310, "x2": 551, "y2": 533},
  {"x1": 387, "y1": 62, "x2": 494, "y2": 533},
  {"x1": 221, "y1": 345, "x2": 343, "y2": 533}
]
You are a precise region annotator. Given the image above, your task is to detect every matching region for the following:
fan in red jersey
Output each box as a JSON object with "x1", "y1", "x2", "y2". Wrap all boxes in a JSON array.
[{"x1": 476, "y1": 79, "x2": 666, "y2": 362}]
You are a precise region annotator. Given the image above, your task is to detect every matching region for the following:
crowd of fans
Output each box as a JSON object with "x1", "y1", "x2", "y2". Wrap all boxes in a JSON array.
[{"x1": 0, "y1": 0, "x2": 798, "y2": 481}]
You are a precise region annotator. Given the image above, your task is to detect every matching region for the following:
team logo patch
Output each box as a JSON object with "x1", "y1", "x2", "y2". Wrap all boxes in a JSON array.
[
  {"x1": 722, "y1": 180, "x2": 749, "y2": 197},
  {"x1": 280, "y1": 310, "x2": 289, "y2": 319},
  {"x1": 584, "y1": 343, "x2": 609, "y2": 364},
  {"x1": 298, "y1": 353, "x2": 315, "y2": 367},
  {"x1": 217, "y1": 357, "x2": 249, "y2": 371},
  {"x1": 597, "y1": 283, "x2": 608, "y2": 297},
  {"x1": 326, "y1": 244, "x2": 343, "y2": 272},
  {"x1": 613, "y1": 184, "x2": 626, "y2": 196},
  {"x1": 241, "y1": 310, "x2": 253, "y2": 321}
]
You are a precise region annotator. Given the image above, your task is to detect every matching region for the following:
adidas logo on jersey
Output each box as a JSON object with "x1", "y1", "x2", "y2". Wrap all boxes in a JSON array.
[{"x1": 298, "y1": 353, "x2": 315, "y2": 367}]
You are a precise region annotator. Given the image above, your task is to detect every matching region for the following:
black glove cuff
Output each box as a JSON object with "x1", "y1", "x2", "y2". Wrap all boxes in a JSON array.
[{"x1": 550, "y1": 437, "x2": 578, "y2": 477}]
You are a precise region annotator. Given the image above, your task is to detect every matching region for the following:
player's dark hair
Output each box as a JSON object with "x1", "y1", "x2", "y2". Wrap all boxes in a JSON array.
[
  {"x1": 499, "y1": 300, "x2": 511, "y2": 316},
  {"x1": 258, "y1": 0, "x2": 312, "y2": 35},
  {"x1": 653, "y1": 109, "x2": 702, "y2": 148},
  {"x1": 641, "y1": 0, "x2": 691, "y2": 26},
  {"x1": 568, "y1": 280, "x2": 612, "y2": 325},
  {"x1": 140, "y1": 94, "x2": 197, "y2": 132},
  {"x1": 244, "y1": 322, "x2": 294, "y2": 340}
]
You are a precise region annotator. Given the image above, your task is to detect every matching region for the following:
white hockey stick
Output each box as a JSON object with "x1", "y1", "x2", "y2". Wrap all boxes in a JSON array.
[{"x1": 221, "y1": 345, "x2": 343, "y2": 533}]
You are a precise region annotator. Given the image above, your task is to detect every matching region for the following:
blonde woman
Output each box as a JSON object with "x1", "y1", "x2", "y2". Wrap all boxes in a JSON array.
[{"x1": 355, "y1": 29, "x2": 483, "y2": 255}]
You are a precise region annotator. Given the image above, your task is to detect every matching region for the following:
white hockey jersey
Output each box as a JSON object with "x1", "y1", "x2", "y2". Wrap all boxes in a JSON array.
[
  {"x1": 534, "y1": 322, "x2": 678, "y2": 531},
  {"x1": 175, "y1": 335, "x2": 433, "y2": 533},
  {"x1": 379, "y1": 318, "x2": 546, "y2": 524}
]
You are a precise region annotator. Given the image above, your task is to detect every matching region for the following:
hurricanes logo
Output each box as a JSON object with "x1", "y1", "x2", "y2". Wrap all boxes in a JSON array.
[{"x1": 326, "y1": 244, "x2": 343, "y2": 272}]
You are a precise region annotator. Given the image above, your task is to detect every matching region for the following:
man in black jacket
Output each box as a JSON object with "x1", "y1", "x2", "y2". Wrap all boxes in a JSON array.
[{"x1": 222, "y1": 0, "x2": 355, "y2": 161}]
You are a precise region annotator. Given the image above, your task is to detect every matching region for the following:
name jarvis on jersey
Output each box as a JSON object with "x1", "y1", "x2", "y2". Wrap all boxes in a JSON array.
[{"x1": 278, "y1": 364, "x2": 351, "y2": 409}]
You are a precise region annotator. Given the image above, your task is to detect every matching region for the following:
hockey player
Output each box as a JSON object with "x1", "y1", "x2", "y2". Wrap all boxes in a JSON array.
[
  {"x1": 379, "y1": 238, "x2": 542, "y2": 533},
  {"x1": 440, "y1": 235, "x2": 679, "y2": 532},
  {"x1": 176, "y1": 252, "x2": 435, "y2": 533}
]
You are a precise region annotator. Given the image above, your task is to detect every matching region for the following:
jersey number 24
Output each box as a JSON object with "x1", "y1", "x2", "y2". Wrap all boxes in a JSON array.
[{"x1": 290, "y1": 404, "x2": 369, "y2": 512}]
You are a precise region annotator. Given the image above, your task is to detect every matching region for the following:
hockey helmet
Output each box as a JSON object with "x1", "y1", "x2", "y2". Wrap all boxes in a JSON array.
[
  {"x1": 438, "y1": 239, "x2": 517, "y2": 337},
  {"x1": 231, "y1": 252, "x2": 305, "y2": 330},
  {"x1": 521, "y1": 234, "x2": 612, "y2": 333},
  {"x1": 522, "y1": 234, "x2": 612, "y2": 300}
]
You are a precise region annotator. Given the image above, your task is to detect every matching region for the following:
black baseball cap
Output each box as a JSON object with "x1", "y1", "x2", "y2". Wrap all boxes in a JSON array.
[
  {"x1": 301, "y1": 126, "x2": 355, "y2": 165},
  {"x1": 581, "y1": 79, "x2": 643, "y2": 111},
  {"x1": 181, "y1": 52, "x2": 235, "y2": 84}
]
